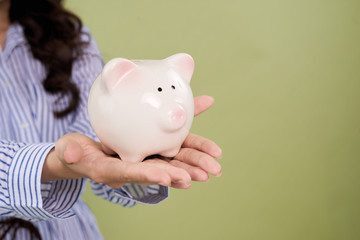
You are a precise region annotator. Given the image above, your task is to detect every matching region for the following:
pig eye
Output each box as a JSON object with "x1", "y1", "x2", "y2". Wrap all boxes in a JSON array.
[
  {"x1": 171, "y1": 85, "x2": 176, "y2": 90},
  {"x1": 157, "y1": 87, "x2": 162, "y2": 92}
]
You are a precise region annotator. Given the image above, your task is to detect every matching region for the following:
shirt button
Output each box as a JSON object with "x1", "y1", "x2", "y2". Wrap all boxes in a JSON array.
[{"x1": 21, "y1": 122, "x2": 29, "y2": 129}]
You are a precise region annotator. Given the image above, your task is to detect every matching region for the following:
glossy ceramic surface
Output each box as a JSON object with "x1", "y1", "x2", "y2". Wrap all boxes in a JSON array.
[{"x1": 88, "y1": 53, "x2": 194, "y2": 162}]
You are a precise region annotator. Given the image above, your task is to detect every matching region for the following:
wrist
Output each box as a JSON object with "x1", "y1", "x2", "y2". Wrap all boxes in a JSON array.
[{"x1": 41, "y1": 148, "x2": 80, "y2": 182}]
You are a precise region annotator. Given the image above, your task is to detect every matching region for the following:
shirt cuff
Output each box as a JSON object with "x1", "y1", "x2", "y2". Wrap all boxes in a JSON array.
[
  {"x1": 121, "y1": 183, "x2": 169, "y2": 204},
  {"x1": 8, "y1": 143, "x2": 84, "y2": 221},
  {"x1": 91, "y1": 182, "x2": 168, "y2": 207},
  {"x1": 40, "y1": 178, "x2": 84, "y2": 219}
]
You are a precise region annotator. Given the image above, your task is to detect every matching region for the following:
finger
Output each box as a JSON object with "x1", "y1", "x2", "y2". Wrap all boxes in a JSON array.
[
  {"x1": 175, "y1": 148, "x2": 222, "y2": 177},
  {"x1": 94, "y1": 159, "x2": 191, "y2": 188},
  {"x1": 64, "y1": 141, "x2": 84, "y2": 164},
  {"x1": 145, "y1": 160, "x2": 192, "y2": 188},
  {"x1": 55, "y1": 134, "x2": 84, "y2": 164},
  {"x1": 105, "y1": 164, "x2": 171, "y2": 189},
  {"x1": 93, "y1": 159, "x2": 170, "y2": 187},
  {"x1": 182, "y1": 133, "x2": 223, "y2": 159},
  {"x1": 169, "y1": 159, "x2": 209, "y2": 182},
  {"x1": 171, "y1": 181, "x2": 192, "y2": 189},
  {"x1": 194, "y1": 95, "x2": 214, "y2": 116}
]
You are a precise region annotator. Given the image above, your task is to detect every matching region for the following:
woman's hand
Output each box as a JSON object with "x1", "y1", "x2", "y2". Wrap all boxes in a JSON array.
[
  {"x1": 168, "y1": 95, "x2": 222, "y2": 188},
  {"x1": 42, "y1": 133, "x2": 192, "y2": 188},
  {"x1": 42, "y1": 95, "x2": 222, "y2": 189}
]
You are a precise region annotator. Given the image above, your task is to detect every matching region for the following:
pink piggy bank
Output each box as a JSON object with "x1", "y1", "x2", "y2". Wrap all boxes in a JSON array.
[{"x1": 88, "y1": 53, "x2": 195, "y2": 162}]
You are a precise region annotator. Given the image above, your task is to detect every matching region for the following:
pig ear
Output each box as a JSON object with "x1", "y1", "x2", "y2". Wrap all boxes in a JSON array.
[
  {"x1": 101, "y1": 58, "x2": 137, "y2": 91},
  {"x1": 166, "y1": 53, "x2": 194, "y2": 83}
]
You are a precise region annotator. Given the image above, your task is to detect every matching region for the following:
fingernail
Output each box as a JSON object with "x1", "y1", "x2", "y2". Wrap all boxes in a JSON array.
[
  {"x1": 202, "y1": 175, "x2": 210, "y2": 182},
  {"x1": 211, "y1": 147, "x2": 222, "y2": 159},
  {"x1": 216, "y1": 148, "x2": 223, "y2": 159}
]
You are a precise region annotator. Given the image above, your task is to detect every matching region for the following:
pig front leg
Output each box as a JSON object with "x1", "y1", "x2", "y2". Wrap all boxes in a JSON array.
[
  {"x1": 160, "y1": 146, "x2": 181, "y2": 159},
  {"x1": 119, "y1": 153, "x2": 146, "y2": 163}
]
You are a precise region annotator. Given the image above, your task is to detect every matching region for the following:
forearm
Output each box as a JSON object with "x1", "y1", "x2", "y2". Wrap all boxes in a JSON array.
[{"x1": 0, "y1": 140, "x2": 84, "y2": 221}]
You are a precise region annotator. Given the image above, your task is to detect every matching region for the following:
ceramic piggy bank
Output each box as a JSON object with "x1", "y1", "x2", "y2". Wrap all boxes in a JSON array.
[{"x1": 88, "y1": 53, "x2": 195, "y2": 162}]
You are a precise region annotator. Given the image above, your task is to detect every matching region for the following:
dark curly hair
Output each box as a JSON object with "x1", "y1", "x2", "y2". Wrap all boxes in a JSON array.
[
  {"x1": 0, "y1": 218, "x2": 41, "y2": 240},
  {"x1": 0, "y1": 0, "x2": 88, "y2": 239},
  {"x1": 9, "y1": 0, "x2": 88, "y2": 118}
]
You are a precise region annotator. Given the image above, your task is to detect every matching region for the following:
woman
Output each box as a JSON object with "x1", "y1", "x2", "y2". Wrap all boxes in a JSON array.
[{"x1": 0, "y1": 0, "x2": 222, "y2": 239}]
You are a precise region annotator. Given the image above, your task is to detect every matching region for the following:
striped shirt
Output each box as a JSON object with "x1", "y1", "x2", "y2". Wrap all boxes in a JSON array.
[{"x1": 0, "y1": 23, "x2": 168, "y2": 239}]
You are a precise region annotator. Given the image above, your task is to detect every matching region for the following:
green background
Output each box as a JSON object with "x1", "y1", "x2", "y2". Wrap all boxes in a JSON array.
[{"x1": 65, "y1": 0, "x2": 360, "y2": 239}]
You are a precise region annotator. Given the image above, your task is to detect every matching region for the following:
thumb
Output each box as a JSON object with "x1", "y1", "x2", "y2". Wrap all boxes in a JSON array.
[
  {"x1": 55, "y1": 134, "x2": 84, "y2": 165},
  {"x1": 194, "y1": 95, "x2": 214, "y2": 116}
]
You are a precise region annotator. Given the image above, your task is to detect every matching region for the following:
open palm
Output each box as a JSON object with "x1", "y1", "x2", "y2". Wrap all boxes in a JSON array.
[{"x1": 43, "y1": 95, "x2": 222, "y2": 189}]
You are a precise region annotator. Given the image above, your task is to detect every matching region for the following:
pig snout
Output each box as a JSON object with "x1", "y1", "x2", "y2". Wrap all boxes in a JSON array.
[
  {"x1": 170, "y1": 105, "x2": 186, "y2": 127},
  {"x1": 162, "y1": 105, "x2": 186, "y2": 131}
]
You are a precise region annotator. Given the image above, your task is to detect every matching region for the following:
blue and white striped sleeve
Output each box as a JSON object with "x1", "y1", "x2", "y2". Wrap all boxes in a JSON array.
[
  {"x1": 91, "y1": 183, "x2": 168, "y2": 207},
  {"x1": 68, "y1": 28, "x2": 169, "y2": 207},
  {"x1": 0, "y1": 140, "x2": 83, "y2": 221}
]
